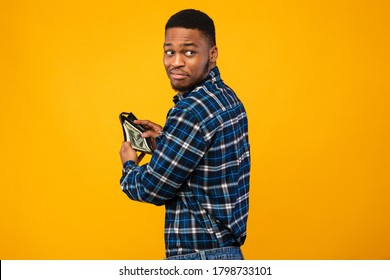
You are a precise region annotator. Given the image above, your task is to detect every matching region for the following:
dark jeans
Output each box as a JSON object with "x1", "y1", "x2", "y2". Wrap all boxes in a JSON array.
[{"x1": 165, "y1": 246, "x2": 244, "y2": 260}]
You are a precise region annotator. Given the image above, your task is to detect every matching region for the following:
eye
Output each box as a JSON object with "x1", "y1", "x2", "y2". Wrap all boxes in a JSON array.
[
  {"x1": 165, "y1": 50, "x2": 174, "y2": 56},
  {"x1": 184, "y1": 50, "x2": 196, "y2": 57}
]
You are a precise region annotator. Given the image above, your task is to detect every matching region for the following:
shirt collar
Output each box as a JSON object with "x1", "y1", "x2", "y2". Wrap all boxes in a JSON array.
[{"x1": 173, "y1": 66, "x2": 221, "y2": 104}]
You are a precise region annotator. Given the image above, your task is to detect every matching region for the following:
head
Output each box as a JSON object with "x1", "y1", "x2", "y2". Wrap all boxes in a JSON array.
[{"x1": 164, "y1": 9, "x2": 218, "y2": 94}]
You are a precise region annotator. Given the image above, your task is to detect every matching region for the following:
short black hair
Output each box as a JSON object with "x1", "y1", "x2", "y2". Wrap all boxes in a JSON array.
[{"x1": 165, "y1": 9, "x2": 216, "y2": 47}]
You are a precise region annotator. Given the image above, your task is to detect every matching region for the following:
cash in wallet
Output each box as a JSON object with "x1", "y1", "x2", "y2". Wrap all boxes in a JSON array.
[{"x1": 119, "y1": 112, "x2": 155, "y2": 162}]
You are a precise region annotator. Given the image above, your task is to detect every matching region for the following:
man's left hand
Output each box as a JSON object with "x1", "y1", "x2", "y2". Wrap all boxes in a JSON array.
[{"x1": 120, "y1": 141, "x2": 139, "y2": 165}]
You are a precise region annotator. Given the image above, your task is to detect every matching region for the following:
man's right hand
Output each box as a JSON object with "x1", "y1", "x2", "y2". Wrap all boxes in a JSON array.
[{"x1": 133, "y1": 119, "x2": 162, "y2": 150}]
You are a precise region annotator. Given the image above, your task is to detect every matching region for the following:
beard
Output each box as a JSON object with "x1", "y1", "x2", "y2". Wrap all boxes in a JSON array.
[{"x1": 170, "y1": 59, "x2": 211, "y2": 93}]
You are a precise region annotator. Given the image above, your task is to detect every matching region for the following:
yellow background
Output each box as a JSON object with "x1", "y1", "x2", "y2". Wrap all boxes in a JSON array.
[{"x1": 1, "y1": 0, "x2": 389, "y2": 260}]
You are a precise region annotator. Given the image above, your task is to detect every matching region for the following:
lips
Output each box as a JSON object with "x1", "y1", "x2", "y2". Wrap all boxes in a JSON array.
[{"x1": 169, "y1": 71, "x2": 189, "y2": 80}]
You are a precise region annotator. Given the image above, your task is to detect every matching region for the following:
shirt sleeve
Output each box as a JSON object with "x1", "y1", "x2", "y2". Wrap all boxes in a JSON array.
[{"x1": 120, "y1": 108, "x2": 207, "y2": 206}]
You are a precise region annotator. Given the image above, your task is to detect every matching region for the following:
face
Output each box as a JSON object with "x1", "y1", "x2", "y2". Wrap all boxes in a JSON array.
[{"x1": 163, "y1": 27, "x2": 218, "y2": 94}]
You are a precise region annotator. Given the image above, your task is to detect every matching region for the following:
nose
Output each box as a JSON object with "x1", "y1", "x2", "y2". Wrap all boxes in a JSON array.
[{"x1": 172, "y1": 54, "x2": 185, "y2": 68}]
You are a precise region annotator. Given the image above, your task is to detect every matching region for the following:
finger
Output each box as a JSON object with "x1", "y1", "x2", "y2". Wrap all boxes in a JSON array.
[
  {"x1": 122, "y1": 140, "x2": 131, "y2": 147},
  {"x1": 134, "y1": 120, "x2": 162, "y2": 135},
  {"x1": 135, "y1": 119, "x2": 160, "y2": 130},
  {"x1": 120, "y1": 141, "x2": 131, "y2": 151},
  {"x1": 133, "y1": 119, "x2": 151, "y2": 126},
  {"x1": 141, "y1": 131, "x2": 160, "y2": 138},
  {"x1": 120, "y1": 141, "x2": 138, "y2": 165}
]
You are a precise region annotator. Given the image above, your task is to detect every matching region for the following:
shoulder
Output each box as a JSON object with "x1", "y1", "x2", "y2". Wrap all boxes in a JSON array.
[{"x1": 175, "y1": 69, "x2": 234, "y2": 118}]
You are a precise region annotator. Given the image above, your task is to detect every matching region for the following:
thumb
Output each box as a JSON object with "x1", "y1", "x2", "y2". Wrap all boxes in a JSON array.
[{"x1": 121, "y1": 141, "x2": 132, "y2": 150}]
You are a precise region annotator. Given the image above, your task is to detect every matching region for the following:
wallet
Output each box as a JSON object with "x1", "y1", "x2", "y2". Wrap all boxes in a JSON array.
[{"x1": 119, "y1": 112, "x2": 154, "y2": 155}]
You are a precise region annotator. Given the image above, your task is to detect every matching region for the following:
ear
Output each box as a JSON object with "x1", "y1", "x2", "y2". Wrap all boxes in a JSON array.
[{"x1": 209, "y1": 46, "x2": 218, "y2": 63}]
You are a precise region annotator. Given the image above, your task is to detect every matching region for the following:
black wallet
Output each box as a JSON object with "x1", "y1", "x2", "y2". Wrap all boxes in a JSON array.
[{"x1": 119, "y1": 112, "x2": 154, "y2": 155}]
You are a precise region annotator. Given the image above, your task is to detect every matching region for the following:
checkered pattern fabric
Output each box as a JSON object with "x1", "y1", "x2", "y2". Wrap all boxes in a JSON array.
[{"x1": 121, "y1": 67, "x2": 250, "y2": 258}]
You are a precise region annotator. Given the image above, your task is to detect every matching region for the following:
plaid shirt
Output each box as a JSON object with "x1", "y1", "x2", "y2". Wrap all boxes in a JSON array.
[{"x1": 120, "y1": 67, "x2": 250, "y2": 258}]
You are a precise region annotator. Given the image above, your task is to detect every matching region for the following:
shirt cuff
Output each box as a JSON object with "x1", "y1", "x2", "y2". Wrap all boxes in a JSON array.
[{"x1": 122, "y1": 160, "x2": 137, "y2": 170}]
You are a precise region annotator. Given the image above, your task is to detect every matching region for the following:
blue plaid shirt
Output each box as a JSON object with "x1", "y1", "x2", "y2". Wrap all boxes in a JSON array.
[{"x1": 120, "y1": 67, "x2": 250, "y2": 258}]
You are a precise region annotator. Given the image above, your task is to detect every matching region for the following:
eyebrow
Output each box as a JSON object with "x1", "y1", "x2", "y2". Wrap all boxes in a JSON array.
[{"x1": 163, "y1": 42, "x2": 199, "y2": 47}]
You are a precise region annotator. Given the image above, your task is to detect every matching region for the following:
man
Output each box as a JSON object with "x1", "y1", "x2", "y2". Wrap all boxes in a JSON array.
[{"x1": 119, "y1": 9, "x2": 250, "y2": 260}]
